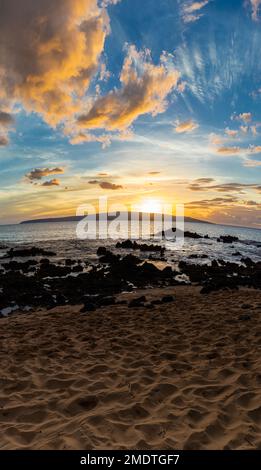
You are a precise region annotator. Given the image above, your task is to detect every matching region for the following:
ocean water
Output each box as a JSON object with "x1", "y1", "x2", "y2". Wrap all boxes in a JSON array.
[{"x1": 0, "y1": 220, "x2": 260, "y2": 265}]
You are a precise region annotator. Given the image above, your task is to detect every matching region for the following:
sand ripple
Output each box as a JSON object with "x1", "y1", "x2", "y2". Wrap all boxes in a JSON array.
[{"x1": 0, "y1": 286, "x2": 260, "y2": 450}]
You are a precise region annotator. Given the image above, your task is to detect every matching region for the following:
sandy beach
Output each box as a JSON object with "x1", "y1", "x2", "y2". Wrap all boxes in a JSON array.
[{"x1": 1, "y1": 286, "x2": 260, "y2": 450}]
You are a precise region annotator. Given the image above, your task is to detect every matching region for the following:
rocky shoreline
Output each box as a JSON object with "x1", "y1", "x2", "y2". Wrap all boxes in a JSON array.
[{"x1": 0, "y1": 235, "x2": 260, "y2": 317}]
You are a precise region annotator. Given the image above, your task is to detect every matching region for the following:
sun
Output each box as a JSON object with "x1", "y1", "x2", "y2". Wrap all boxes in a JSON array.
[{"x1": 137, "y1": 198, "x2": 163, "y2": 214}]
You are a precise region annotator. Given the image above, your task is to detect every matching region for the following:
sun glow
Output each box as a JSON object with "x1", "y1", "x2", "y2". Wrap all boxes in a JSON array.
[{"x1": 136, "y1": 198, "x2": 163, "y2": 214}]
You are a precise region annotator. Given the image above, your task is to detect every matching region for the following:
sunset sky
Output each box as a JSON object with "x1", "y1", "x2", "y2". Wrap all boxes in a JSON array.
[{"x1": 0, "y1": 0, "x2": 260, "y2": 227}]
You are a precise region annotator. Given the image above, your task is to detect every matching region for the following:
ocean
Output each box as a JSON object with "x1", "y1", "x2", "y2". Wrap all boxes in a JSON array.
[{"x1": 0, "y1": 220, "x2": 260, "y2": 266}]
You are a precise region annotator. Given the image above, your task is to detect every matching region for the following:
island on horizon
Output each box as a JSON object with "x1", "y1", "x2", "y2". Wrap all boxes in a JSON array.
[{"x1": 20, "y1": 212, "x2": 213, "y2": 225}]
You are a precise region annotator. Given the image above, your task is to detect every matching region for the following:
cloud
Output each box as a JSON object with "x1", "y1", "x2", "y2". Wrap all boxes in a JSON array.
[
  {"x1": 187, "y1": 196, "x2": 239, "y2": 208},
  {"x1": 0, "y1": 0, "x2": 110, "y2": 128},
  {"x1": 0, "y1": 3, "x2": 179, "y2": 146},
  {"x1": 42, "y1": 179, "x2": 60, "y2": 187},
  {"x1": 101, "y1": 0, "x2": 121, "y2": 5},
  {"x1": 195, "y1": 178, "x2": 215, "y2": 184},
  {"x1": 234, "y1": 112, "x2": 252, "y2": 123},
  {"x1": 250, "y1": 145, "x2": 261, "y2": 154},
  {"x1": 244, "y1": 159, "x2": 261, "y2": 167},
  {"x1": 216, "y1": 146, "x2": 242, "y2": 155},
  {"x1": 209, "y1": 133, "x2": 223, "y2": 145},
  {"x1": 148, "y1": 171, "x2": 161, "y2": 175},
  {"x1": 188, "y1": 181, "x2": 261, "y2": 194},
  {"x1": 26, "y1": 167, "x2": 65, "y2": 181},
  {"x1": 249, "y1": 0, "x2": 261, "y2": 20},
  {"x1": 240, "y1": 126, "x2": 249, "y2": 134},
  {"x1": 77, "y1": 46, "x2": 180, "y2": 134},
  {"x1": 225, "y1": 128, "x2": 238, "y2": 138},
  {"x1": 214, "y1": 144, "x2": 261, "y2": 158},
  {"x1": 174, "y1": 119, "x2": 199, "y2": 133},
  {"x1": 0, "y1": 136, "x2": 9, "y2": 146},
  {"x1": 99, "y1": 181, "x2": 123, "y2": 190},
  {"x1": 89, "y1": 180, "x2": 123, "y2": 190},
  {"x1": 88, "y1": 180, "x2": 100, "y2": 185},
  {"x1": 0, "y1": 112, "x2": 14, "y2": 126},
  {"x1": 182, "y1": 1, "x2": 210, "y2": 23},
  {"x1": 0, "y1": 111, "x2": 15, "y2": 145},
  {"x1": 244, "y1": 200, "x2": 260, "y2": 206},
  {"x1": 69, "y1": 131, "x2": 111, "y2": 148}
]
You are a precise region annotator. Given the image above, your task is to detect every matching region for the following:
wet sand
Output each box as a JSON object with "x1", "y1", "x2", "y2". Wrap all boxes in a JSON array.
[{"x1": 0, "y1": 286, "x2": 261, "y2": 450}]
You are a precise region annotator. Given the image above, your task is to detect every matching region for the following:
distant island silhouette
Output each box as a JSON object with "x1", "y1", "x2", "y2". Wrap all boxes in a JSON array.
[{"x1": 20, "y1": 212, "x2": 213, "y2": 225}]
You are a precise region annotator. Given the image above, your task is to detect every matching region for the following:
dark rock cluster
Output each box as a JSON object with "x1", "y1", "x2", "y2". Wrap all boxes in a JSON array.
[
  {"x1": 179, "y1": 258, "x2": 261, "y2": 294},
  {"x1": 116, "y1": 239, "x2": 164, "y2": 252},
  {"x1": 0, "y1": 233, "x2": 260, "y2": 316},
  {"x1": 0, "y1": 245, "x2": 177, "y2": 315},
  {"x1": 217, "y1": 235, "x2": 239, "y2": 244}
]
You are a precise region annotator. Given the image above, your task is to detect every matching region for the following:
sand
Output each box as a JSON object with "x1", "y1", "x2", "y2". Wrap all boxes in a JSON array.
[{"x1": 0, "y1": 286, "x2": 261, "y2": 450}]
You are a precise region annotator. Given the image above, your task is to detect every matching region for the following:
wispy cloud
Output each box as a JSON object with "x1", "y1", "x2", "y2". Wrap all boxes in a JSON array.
[
  {"x1": 174, "y1": 119, "x2": 199, "y2": 133},
  {"x1": 216, "y1": 146, "x2": 242, "y2": 155},
  {"x1": 181, "y1": 1, "x2": 210, "y2": 23},
  {"x1": 188, "y1": 180, "x2": 261, "y2": 194},
  {"x1": 244, "y1": 159, "x2": 261, "y2": 167}
]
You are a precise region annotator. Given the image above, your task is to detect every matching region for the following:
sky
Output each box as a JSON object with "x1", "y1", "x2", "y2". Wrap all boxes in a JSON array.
[{"x1": 0, "y1": 0, "x2": 260, "y2": 227}]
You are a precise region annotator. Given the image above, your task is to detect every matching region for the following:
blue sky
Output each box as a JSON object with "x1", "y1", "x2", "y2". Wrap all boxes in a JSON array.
[{"x1": 0, "y1": 0, "x2": 260, "y2": 226}]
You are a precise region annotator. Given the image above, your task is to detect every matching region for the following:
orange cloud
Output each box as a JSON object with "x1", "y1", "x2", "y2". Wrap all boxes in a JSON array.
[
  {"x1": 77, "y1": 46, "x2": 180, "y2": 133},
  {"x1": 0, "y1": 0, "x2": 109, "y2": 128},
  {"x1": 42, "y1": 179, "x2": 61, "y2": 187},
  {"x1": 216, "y1": 146, "x2": 242, "y2": 155},
  {"x1": 175, "y1": 120, "x2": 199, "y2": 133}
]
